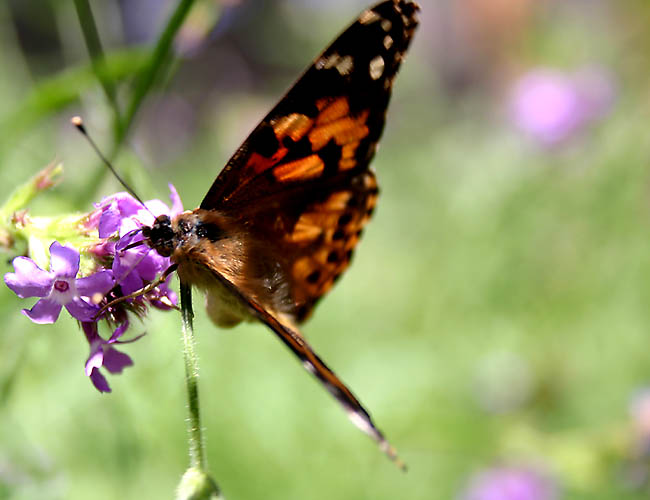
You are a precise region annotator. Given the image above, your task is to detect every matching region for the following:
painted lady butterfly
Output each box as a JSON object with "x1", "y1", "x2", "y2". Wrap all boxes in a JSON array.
[{"x1": 143, "y1": 0, "x2": 419, "y2": 468}]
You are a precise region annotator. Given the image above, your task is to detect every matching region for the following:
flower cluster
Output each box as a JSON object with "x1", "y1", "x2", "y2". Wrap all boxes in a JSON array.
[{"x1": 4, "y1": 184, "x2": 183, "y2": 392}]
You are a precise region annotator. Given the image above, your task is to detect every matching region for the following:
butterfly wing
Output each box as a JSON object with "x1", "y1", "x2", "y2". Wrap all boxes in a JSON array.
[
  {"x1": 200, "y1": 0, "x2": 419, "y2": 320},
  {"x1": 186, "y1": 1, "x2": 419, "y2": 467},
  {"x1": 184, "y1": 264, "x2": 405, "y2": 469}
]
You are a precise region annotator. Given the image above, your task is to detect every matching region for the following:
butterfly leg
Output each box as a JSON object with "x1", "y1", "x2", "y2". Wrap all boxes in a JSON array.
[{"x1": 94, "y1": 263, "x2": 179, "y2": 319}]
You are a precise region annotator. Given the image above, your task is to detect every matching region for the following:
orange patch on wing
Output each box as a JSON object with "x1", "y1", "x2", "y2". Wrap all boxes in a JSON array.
[
  {"x1": 316, "y1": 97, "x2": 350, "y2": 126},
  {"x1": 315, "y1": 97, "x2": 331, "y2": 111},
  {"x1": 289, "y1": 213, "x2": 325, "y2": 243},
  {"x1": 339, "y1": 140, "x2": 361, "y2": 171},
  {"x1": 309, "y1": 110, "x2": 370, "y2": 151},
  {"x1": 324, "y1": 191, "x2": 353, "y2": 210},
  {"x1": 272, "y1": 113, "x2": 314, "y2": 142},
  {"x1": 273, "y1": 154, "x2": 325, "y2": 182},
  {"x1": 292, "y1": 256, "x2": 314, "y2": 282},
  {"x1": 246, "y1": 151, "x2": 286, "y2": 175}
]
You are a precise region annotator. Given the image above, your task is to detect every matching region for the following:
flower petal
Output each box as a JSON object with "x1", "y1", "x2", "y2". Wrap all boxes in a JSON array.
[
  {"x1": 119, "y1": 271, "x2": 143, "y2": 296},
  {"x1": 168, "y1": 183, "x2": 183, "y2": 215},
  {"x1": 5, "y1": 257, "x2": 52, "y2": 298},
  {"x1": 22, "y1": 298, "x2": 62, "y2": 324},
  {"x1": 115, "y1": 193, "x2": 144, "y2": 216},
  {"x1": 98, "y1": 204, "x2": 121, "y2": 238},
  {"x1": 113, "y1": 250, "x2": 146, "y2": 295},
  {"x1": 81, "y1": 321, "x2": 100, "y2": 343},
  {"x1": 97, "y1": 192, "x2": 141, "y2": 217},
  {"x1": 77, "y1": 270, "x2": 115, "y2": 298},
  {"x1": 116, "y1": 230, "x2": 145, "y2": 252},
  {"x1": 108, "y1": 321, "x2": 130, "y2": 342},
  {"x1": 135, "y1": 251, "x2": 166, "y2": 281},
  {"x1": 49, "y1": 242, "x2": 80, "y2": 277},
  {"x1": 85, "y1": 347, "x2": 104, "y2": 376},
  {"x1": 144, "y1": 199, "x2": 170, "y2": 217},
  {"x1": 102, "y1": 347, "x2": 133, "y2": 374},
  {"x1": 89, "y1": 239, "x2": 116, "y2": 259},
  {"x1": 65, "y1": 297, "x2": 99, "y2": 322},
  {"x1": 150, "y1": 280, "x2": 178, "y2": 310},
  {"x1": 89, "y1": 367, "x2": 111, "y2": 393}
]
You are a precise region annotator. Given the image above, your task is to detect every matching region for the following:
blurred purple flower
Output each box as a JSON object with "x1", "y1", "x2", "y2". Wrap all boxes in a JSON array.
[
  {"x1": 83, "y1": 321, "x2": 143, "y2": 393},
  {"x1": 510, "y1": 67, "x2": 615, "y2": 146},
  {"x1": 621, "y1": 388, "x2": 650, "y2": 489},
  {"x1": 629, "y1": 388, "x2": 650, "y2": 455},
  {"x1": 460, "y1": 466, "x2": 560, "y2": 500},
  {"x1": 4, "y1": 242, "x2": 114, "y2": 324}
]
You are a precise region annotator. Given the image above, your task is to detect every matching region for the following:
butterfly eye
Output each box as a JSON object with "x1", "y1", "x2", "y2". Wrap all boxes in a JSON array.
[
  {"x1": 145, "y1": 215, "x2": 175, "y2": 257},
  {"x1": 195, "y1": 222, "x2": 224, "y2": 242}
]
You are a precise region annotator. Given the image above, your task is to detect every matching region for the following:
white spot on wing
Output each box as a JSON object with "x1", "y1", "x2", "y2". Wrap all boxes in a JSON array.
[
  {"x1": 369, "y1": 55, "x2": 385, "y2": 80},
  {"x1": 381, "y1": 19, "x2": 392, "y2": 32},
  {"x1": 303, "y1": 360, "x2": 317, "y2": 375},
  {"x1": 348, "y1": 410, "x2": 376, "y2": 437},
  {"x1": 383, "y1": 35, "x2": 394, "y2": 50},
  {"x1": 336, "y1": 55, "x2": 354, "y2": 76},
  {"x1": 317, "y1": 53, "x2": 340, "y2": 70},
  {"x1": 359, "y1": 9, "x2": 380, "y2": 25},
  {"x1": 316, "y1": 53, "x2": 353, "y2": 76}
]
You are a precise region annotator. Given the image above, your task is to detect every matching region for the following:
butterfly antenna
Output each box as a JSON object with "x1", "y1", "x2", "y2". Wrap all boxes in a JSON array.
[{"x1": 71, "y1": 116, "x2": 150, "y2": 210}]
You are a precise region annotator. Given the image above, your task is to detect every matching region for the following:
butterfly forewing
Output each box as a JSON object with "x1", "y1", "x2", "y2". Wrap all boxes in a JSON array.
[{"x1": 200, "y1": 0, "x2": 418, "y2": 320}]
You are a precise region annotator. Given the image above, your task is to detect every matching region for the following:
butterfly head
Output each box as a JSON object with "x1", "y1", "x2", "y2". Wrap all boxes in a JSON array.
[{"x1": 142, "y1": 214, "x2": 175, "y2": 257}]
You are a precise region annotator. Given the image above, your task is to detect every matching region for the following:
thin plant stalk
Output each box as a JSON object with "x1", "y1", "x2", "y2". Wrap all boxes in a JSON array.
[
  {"x1": 118, "y1": 0, "x2": 197, "y2": 145},
  {"x1": 72, "y1": 0, "x2": 121, "y2": 125},
  {"x1": 180, "y1": 280, "x2": 206, "y2": 470},
  {"x1": 177, "y1": 282, "x2": 222, "y2": 499}
]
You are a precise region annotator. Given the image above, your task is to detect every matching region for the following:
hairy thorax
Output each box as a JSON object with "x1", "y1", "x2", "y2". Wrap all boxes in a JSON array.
[{"x1": 145, "y1": 209, "x2": 294, "y2": 328}]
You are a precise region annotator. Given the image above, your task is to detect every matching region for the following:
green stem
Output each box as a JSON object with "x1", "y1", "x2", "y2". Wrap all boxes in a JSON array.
[
  {"x1": 72, "y1": 0, "x2": 121, "y2": 126},
  {"x1": 118, "y1": 0, "x2": 197, "y2": 145},
  {"x1": 180, "y1": 280, "x2": 206, "y2": 470},
  {"x1": 177, "y1": 282, "x2": 223, "y2": 498}
]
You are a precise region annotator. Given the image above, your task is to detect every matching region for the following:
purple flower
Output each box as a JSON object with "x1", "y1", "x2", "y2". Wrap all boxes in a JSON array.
[
  {"x1": 460, "y1": 466, "x2": 559, "y2": 500},
  {"x1": 111, "y1": 231, "x2": 166, "y2": 295},
  {"x1": 97, "y1": 184, "x2": 183, "y2": 238},
  {"x1": 93, "y1": 185, "x2": 183, "y2": 306},
  {"x1": 4, "y1": 184, "x2": 183, "y2": 393},
  {"x1": 510, "y1": 67, "x2": 615, "y2": 146},
  {"x1": 83, "y1": 321, "x2": 143, "y2": 393},
  {"x1": 4, "y1": 242, "x2": 114, "y2": 324}
]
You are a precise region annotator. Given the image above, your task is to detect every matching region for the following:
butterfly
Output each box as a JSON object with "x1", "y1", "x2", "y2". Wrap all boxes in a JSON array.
[{"x1": 142, "y1": 0, "x2": 419, "y2": 468}]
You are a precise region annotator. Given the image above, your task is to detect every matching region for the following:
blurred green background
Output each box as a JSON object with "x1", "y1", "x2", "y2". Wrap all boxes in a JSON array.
[{"x1": 2, "y1": 0, "x2": 650, "y2": 498}]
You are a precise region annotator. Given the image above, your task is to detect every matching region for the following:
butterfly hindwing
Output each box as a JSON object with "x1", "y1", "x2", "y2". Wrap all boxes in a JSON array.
[
  {"x1": 271, "y1": 170, "x2": 379, "y2": 322},
  {"x1": 189, "y1": 257, "x2": 404, "y2": 468}
]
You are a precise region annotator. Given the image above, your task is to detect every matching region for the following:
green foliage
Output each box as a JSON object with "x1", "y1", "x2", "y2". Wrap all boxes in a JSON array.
[{"x1": 2, "y1": 1, "x2": 650, "y2": 499}]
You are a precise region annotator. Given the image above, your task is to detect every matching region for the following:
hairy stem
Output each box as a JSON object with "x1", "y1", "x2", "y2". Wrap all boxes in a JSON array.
[{"x1": 180, "y1": 281, "x2": 205, "y2": 469}]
